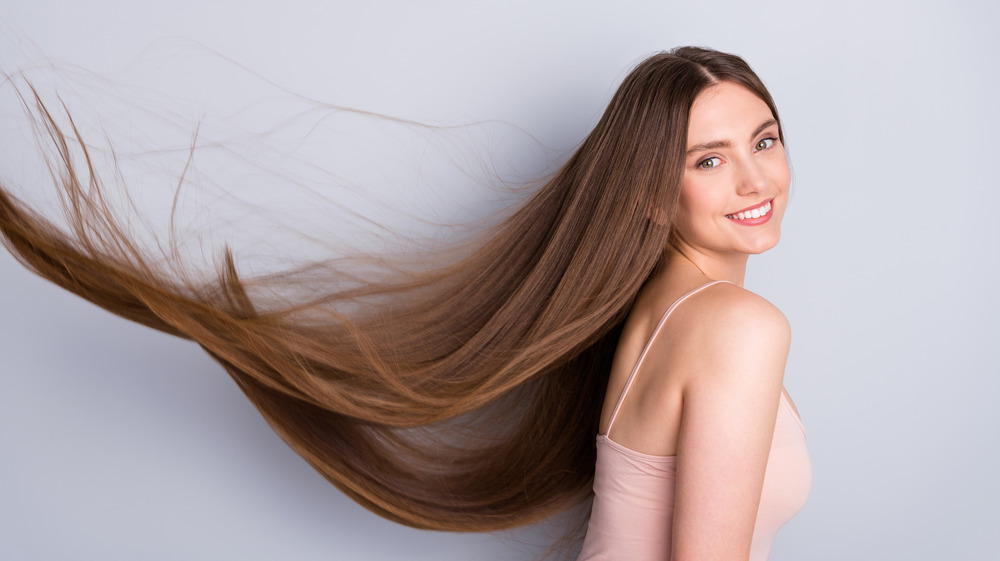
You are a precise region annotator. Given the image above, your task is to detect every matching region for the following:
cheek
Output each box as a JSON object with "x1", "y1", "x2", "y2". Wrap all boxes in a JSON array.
[
  {"x1": 778, "y1": 168, "x2": 791, "y2": 193},
  {"x1": 678, "y1": 178, "x2": 724, "y2": 218},
  {"x1": 674, "y1": 181, "x2": 720, "y2": 236},
  {"x1": 674, "y1": 186, "x2": 698, "y2": 231},
  {"x1": 770, "y1": 156, "x2": 792, "y2": 193}
]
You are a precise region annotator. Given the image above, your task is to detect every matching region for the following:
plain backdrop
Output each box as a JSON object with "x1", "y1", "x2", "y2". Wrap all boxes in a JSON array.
[{"x1": 1, "y1": 1, "x2": 998, "y2": 560}]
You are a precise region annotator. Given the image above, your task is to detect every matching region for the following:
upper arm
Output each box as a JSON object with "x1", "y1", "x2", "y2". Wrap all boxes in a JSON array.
[{"x1": 669, "y1": 289, "x2": 790, "y2": 560}]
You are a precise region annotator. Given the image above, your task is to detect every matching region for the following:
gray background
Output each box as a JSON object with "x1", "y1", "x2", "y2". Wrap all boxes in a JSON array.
[{"x1": 2, "y1": 1, "x2": 998, "y2": 560}]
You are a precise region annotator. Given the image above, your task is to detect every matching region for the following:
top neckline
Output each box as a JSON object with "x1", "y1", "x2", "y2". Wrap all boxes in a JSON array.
[{"x1": 598, "y1": 390, "x2": 805, "y2": 460}]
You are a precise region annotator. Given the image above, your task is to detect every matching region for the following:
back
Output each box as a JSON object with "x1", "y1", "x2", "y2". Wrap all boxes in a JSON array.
[{"x1": 576, "y1": 282, "x2": 811, "y2": 560}]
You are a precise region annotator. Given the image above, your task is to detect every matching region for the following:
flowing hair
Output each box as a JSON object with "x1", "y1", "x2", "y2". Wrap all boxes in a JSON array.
[{"x1": 0, "y1": 47, "x2": 782, "y2": 531}]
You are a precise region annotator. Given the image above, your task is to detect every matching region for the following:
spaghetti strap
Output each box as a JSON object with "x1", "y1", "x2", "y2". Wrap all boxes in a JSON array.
[{"x1": 604, "y1": 280, "x2": 731, "y2": 435}]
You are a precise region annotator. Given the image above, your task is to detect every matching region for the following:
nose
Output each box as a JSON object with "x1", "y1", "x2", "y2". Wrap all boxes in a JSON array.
[{"x1": 736, "y1": 158, "x2": 767, "y2": 195}]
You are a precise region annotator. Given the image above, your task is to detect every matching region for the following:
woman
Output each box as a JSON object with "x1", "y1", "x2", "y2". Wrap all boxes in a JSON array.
[
  {"x1": 0, "y1": 47, "x2": 809, "y2": 559},
  {"x1": 576, "y1": 76, "x2": 811, "y2": 561}
]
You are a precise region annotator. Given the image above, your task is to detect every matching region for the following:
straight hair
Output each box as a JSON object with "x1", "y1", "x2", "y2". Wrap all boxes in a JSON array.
[{"x1": 0, "y1": 46, "x2": 782, "y2": 531}]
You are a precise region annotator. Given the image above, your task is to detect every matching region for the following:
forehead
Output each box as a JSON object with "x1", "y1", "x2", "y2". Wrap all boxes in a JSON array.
[{"x1": 686, "y1": 82, "x2": 774, "y2": 143}]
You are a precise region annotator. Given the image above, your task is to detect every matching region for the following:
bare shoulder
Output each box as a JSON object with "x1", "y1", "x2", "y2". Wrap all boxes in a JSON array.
[
  {"x1": 665, "y1": 283, "x2": 790, "y2": 388},
  {"x1": 599, "y1": 281, "x2": 788, "y2": 453},
  {"x1": 683, "y1": 282, "x2": 789, "y2": 341}
]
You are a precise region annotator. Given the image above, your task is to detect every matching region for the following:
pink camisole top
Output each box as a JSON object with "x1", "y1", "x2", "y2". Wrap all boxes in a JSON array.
[{"x1": 576, "y1": 281, "x2": 812, "y2": 561}]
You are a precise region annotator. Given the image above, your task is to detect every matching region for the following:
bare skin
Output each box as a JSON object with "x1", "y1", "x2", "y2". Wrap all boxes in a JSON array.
[{"x1": 598, "y1": 82, "x2": 793, "y2": 560}]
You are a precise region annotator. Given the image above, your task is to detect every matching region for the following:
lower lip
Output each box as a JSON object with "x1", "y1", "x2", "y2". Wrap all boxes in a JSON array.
[{"x1": 726, "y1": 199, "x2": 775, "y2": 226}]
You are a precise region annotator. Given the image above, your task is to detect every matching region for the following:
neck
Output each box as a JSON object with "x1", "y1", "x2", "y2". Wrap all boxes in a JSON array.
[{"x1": 662, "y1": 244, "x2": 748, "y2": 287}]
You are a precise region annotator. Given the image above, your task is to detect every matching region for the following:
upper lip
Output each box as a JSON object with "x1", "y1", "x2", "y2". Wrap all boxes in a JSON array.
[{"x1": 727, "y1": 198, "x2": 773, "y2": 216}]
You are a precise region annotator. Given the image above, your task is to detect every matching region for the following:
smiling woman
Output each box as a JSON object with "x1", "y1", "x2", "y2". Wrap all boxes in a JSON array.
[
  {"x1": 673, "y1": 82, "x2": 790, "y2": 265},
  {"x1": 0, "y1": 47, "x2": 808, "y2": 560},
  {"x1": 579, "y1": 76, "x2": 808, "y2": 561}
]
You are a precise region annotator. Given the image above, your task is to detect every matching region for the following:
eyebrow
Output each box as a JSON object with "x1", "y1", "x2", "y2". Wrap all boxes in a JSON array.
[{"x1": 685, "y1": 119, "x2": 778, "y2": 156}]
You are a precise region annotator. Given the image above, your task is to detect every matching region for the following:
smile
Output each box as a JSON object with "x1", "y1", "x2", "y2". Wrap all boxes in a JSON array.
[{"x1": 725, "y1": 199, "x2": 773, "y2": 223}]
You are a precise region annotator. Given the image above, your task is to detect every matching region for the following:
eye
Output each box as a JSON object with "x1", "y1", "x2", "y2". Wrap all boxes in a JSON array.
[
  {"x1": 755, "y1": 137, "x2": 776, "y2": 151},
  {"x1": 697, "y1": 157, "x2": 722, "y2": 169}
]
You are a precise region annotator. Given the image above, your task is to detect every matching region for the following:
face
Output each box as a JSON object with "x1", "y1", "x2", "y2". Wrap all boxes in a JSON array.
[{"x1": 671, "y1": 81, "x2": 790, "y2": 260}]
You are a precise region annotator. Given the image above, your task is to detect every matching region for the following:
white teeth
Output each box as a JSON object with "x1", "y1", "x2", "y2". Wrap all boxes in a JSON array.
[{"x1": 727, "y1": 201, "x2": 772, "y2": 220}]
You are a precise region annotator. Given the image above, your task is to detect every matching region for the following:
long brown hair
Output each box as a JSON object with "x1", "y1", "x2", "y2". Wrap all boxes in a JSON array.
[{"x1": 0, "y1": 47, "x2": 782, "y2": 531}]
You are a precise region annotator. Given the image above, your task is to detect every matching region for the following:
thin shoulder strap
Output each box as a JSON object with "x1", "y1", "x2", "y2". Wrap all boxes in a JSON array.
[{"x1": 605, "y1": 280, "x2": 730, "y2": 435}]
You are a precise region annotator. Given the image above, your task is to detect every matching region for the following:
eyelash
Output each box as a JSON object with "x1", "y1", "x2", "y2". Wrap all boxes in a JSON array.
[
  {"x1": 755, "y1": 137, "x2": 777, "y2": 151},
  {"x1": 697, "y1": 157, "x2": 722, "y2": 169},
  {"x1": 695, "y1": 136, "x2": 779, "y2": 169}
]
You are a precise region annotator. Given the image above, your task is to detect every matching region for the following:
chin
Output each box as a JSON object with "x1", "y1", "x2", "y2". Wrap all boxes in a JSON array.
[{"x1": 742, "y1": 230, "x2": 782, "y2": 255}]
